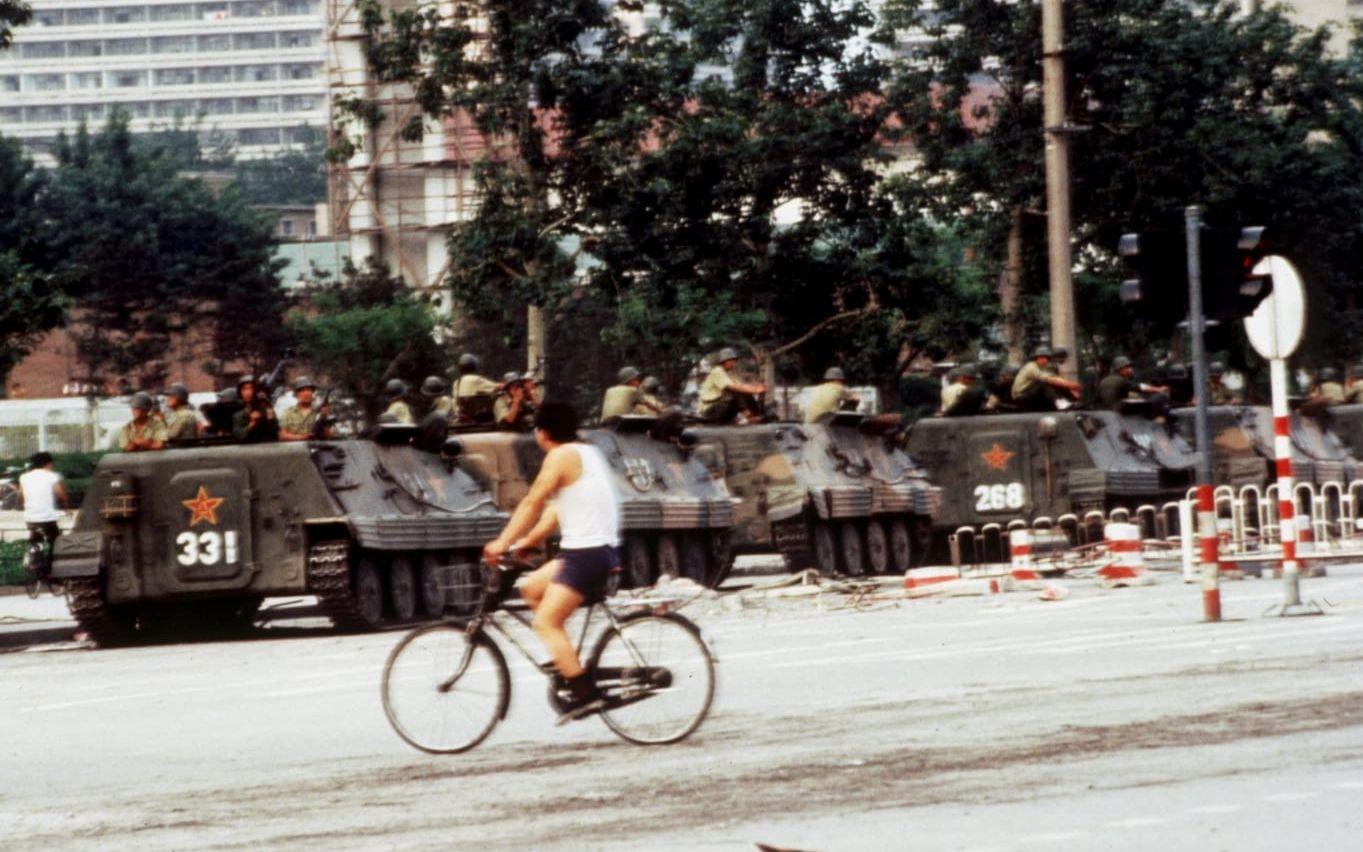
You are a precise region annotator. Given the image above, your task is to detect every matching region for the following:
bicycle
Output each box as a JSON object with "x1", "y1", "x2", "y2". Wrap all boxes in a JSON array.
[
  {"x1": 0, "y1": 465, "x2": 25, "y2": 511},
  {"x1": 381, "y1": 557, "x2": 716, "y2": 754},
  {"x1": 23, "y1": 523, "x2": 64, "y2": 599}
]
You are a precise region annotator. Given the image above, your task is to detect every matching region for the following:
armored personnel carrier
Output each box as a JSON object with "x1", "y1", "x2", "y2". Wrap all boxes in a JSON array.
[
  {"x1": 50, "y1": 428, "x2": 506, "y2": 646},
  {"x1": 1172, "y1": 406, "x2": 1362, "y2": 487},
  {"x1": 690, "y1": 413, "x2": 941, "y2": 576},
  {"x1": 450, "y1": 416, "x2": 736, "y2": 588},
  {"x1": 906, "y1": 407, "x2": 1197, "y2": 554},
  {"x1": 1323, "y1": 403, "x2": 1363, "y2": 462}
]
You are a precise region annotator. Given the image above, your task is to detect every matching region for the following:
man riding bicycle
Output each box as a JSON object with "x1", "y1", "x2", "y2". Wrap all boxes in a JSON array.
[
  {"x1": 19, "y1": 452, "x2": 69, "y2": 579},
  {"x1": 482, "y1": 401, "x2": 620, "y2": 724}
]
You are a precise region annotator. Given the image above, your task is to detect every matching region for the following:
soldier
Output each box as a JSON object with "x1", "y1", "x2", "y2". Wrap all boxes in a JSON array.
[
  {"x1": 1050, "y1": 347, "x2": 1070, "y2": 374},
  {"x1": 201, "y1": 387, "x2": 241, "y2": 437},
  {"x1": 1011, "y1": 347, "x2": 1081, "y2": 412},
  {"x1": 495, "y1": 372, "x2": 537, "y2": 430},
  {"x1": 985, "y1": 364, "x2": 1019, "y2": 412},
  {"x1": 279, "y1": 376, "x2": 322, "y2": 441},
  {"x1": 383, "y1": 379, "x2": 415, "y2": 425},
  {"x1": 698, "y1": 347, "x2": 768, "y2": 423},
  {"x1": 1316, "y1": 367, "x2": 1346, "y2": 405},
  {"x1": 453, "y1": 353, "x2": 501, "y2": 423},
  {"x1": 805, "y1": 367, "x2": 859, "y2": 423},
  {"x1": 1098, "y1": 356, "x2": 1170, "y2": 410},
  {"x1": 636, "y1": 376, "x2": 666, "y2": 414},
  {"x1": 422, "y1": 375, "x2": 455, "y2": 422},
  {"x1": 232, "y1": 375, "x2": 279, "y2": 443},
  {"x1": 162, "y1": 383, "x2": 200, "y2": 443},
  {"x1": 940, "y1": 366, "x2": 985, "y2": 417},
  {"x1": 1347, "y1": 365, "x2": 1363, "y2": 404},
  {"x1": 119, "y1": 392, "x2": 167, "y2": 452},
  {"x1": 1208, "y1": 361, "x2": 1238, "y2": 405},
  {"x1": 601, "y1": 367, "x2": 652, "y2": 419}
]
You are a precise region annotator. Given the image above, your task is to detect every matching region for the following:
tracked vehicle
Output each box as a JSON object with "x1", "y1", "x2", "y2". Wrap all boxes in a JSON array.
[
  {"x1": 50, "y1": 428, "x2": 506, "y2": 646},
  {"x1": 690, "y1": 413, "x2": 941, "y2": 576},
  {"x1": 906, "y1": 407, "x2": 1198, "y2": 555},
  {"x1": 1172, "y1": 405, "x2": 1362, "y2": 487},
  {"x1": 451, "y1": 416, "x2": 736, "y2": 588}
]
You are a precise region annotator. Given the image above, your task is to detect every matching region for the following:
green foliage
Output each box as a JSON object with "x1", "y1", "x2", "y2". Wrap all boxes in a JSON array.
[
  {"x1": 230, "y1": 126, "x2": 328, "y2": 205},
  {"x1": 0, "y1": 540, "x2": 25, "y2": 587},
  {"x1": 289, "y1": 258, "x2": 442, "y2": 423},
  {"x1": 0, "y1": 0, "x2": 29, "y2": 50},
  {"x1": 0, "y1": 137, "x2": 67, "y2": 390}
]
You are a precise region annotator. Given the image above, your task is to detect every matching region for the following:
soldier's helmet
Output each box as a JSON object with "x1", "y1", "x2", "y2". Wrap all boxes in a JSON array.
[
  {"x1": 824, "y1": 367, "x2": 846, "y2": 382},
  {"x1": 1169, "y1": 364, "x2": 1190, "y2": 380},
  {"x1": 1032, "y1": 346, "x2": 1053, "y2": 360},
  {"x1": 165, "y1": 382, "x2": 189, "y2": 401},
  {"x1": 502, "y1": 371, "x2": 521, "y2": 384},
  {"x1": 420, "y1": 375, "x2": 446, "y2": 396},
  {"x1": 236, "y1": 374, "x2": 255, "y2": 389},
  {"x1": 385, "y1": 378, "x2": 408, "y2": 398},
  {"x1": 292, "y1": 376, "x2": 317, "y2": 393},
  {"x1": 716, "y1": 347, "x2": 739, "y2": 363},
  {"x1": 217, "y1": 387, "x2": 239, "y2": 403},
  {"x1": 457, "y1": 353, "x2": 479, "y2": 372},
  {"x1": 1113, "y1": 355, "x2": 1132, "y2": 371},
  {"x1": 1052, "y1": 346, "x2": 1070, "y2": 362},
  {"x1": 130, "y1": 391, "x2": 154, "y2": 410},
  {"x1": 618, "y1": 366, "x2": 641, "y2": 384},
  {"x1": 1210, "y1": 361, "x2": 1226, "y2": 376},
  {"x1": 641, "y1": 376, "x2": 660, "y2": 393},
  {"x1": 1320, "y1": 367, "x2": 1340, "y2": 382}
]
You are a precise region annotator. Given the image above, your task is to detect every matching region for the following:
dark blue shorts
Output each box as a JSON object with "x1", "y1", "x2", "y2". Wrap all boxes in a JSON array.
[{"x1": 555, "y1": 545, "x2": 620, "y2": 597}]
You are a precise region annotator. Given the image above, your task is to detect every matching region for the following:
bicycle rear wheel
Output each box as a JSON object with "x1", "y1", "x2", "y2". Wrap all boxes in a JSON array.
[
  {"x1": 589, "y1": 613, "x2": 715, "y2": 745},
  {"x1": 382, "y1": 623, "x2": 509, "y2": 754}
]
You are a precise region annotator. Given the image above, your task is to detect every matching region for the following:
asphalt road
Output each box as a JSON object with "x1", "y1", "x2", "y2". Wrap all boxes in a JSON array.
[{"x1": 3, "y1": 570, "x2": 1363, "y2": 851}]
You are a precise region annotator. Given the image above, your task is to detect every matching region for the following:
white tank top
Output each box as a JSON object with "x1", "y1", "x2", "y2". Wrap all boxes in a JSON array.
[{"x1": 556, "y1": 443, "x2": 620, "y2": 549}]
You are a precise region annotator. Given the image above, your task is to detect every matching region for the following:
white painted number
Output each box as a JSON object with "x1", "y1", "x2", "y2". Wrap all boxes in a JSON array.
[
  {"x1": 176, "y1": 531, "x2": 239, "y2": 566},
  {"x1": 973, "y1": 483, "x2": 1026, "y2": 512}
]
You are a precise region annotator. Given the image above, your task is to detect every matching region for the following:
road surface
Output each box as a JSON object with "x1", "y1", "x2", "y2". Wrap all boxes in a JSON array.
[{"x1": 3, "y1": 569, "x2": 1362, "y2": 850}]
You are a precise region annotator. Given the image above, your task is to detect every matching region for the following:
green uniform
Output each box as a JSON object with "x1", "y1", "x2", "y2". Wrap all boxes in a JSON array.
[
  {"x1": 1011, "y1": 361, "x2": 1054, "y2": 410},
  {"x1": 1098, "y1": 373, "x2": 1134, "y2": 409},
  {"x1": 385, "y1": 400, "x2": 414, "y2": 425},
  {"x1": 601, "y1": 385, "x2": 640, "y2": 419},
  {"x1": 1210, "y1": 382, "x2": 1235, "y2": 405},
  {"x1": 119, "y1": 418, "x2": 167, "y2": 452},
  {"x1": 232, "y1": 404, "x2": 279, "y2": 442},
  {"x1": 164, "y1": 406, "x2": 199, "y2": 442},
  {"x1": 280, "y1": 404, "x2": 319, "y2": 436},
  {"x1": 634, "y1": 393, "x2": 664, "y2": 415},
  {"x1": 1318, "y1": 381, "x2": 1346, "y2": 405},
  {"x1": 697, "y1": 365, "x2": 734, "y2": 419},
  {"x1": 428, "y1": 395, "x2": 455, "y2": 420},
  {"x1": 805, "y1": 381, "x2": 849, "y2": 423}
]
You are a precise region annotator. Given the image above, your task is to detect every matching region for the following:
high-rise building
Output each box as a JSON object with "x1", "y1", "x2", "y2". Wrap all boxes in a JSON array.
[{"x1": 0, "y1": 0, "x2": 328, "y2": 162}]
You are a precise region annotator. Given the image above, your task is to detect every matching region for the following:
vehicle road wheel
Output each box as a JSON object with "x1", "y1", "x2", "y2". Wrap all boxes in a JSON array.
[
  {"x1": 888, "y1": 518, "x2": 913, "y2": 574},
  {"x1": 812, "y1": 522, "x2": 838, "y2": 577},
  {"x1": 679, "y1": 535, "x2": 707, "y2": 584},
  {"x1": 839, "y1": 522, "x2": 865, "y2": 576},
  {"x1": 656, "y1": 534, "x2": 681, "y2": 581},
  {"x1": 419, "y1": 553, "x2": 448, "y2": 617},
  {"x1": 865, "y1": 521, "x2": 890, "y2": 575},
  {"x1": 353, "y1": 558, "x2": 385, "y2": 628},
  {"x1": 705, "y1": 531, "x2": 733, "y2": 588},
  {"x1": 388, "y1": 556, "x2": 418, "y2": 621},
  {"x1": 623, "y1": 535, "x2": 654, "y2": 589}
]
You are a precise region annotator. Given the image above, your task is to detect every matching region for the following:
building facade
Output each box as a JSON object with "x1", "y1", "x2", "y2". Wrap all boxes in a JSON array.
[{"x1": 0, "y1": 0, "x2": 328, "y2": 161}]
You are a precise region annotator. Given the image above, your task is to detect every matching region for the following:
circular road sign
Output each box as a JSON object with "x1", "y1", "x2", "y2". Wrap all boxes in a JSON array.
[{"x1": 1243, "y1": 255, "x2": 1305, "y2": 360}]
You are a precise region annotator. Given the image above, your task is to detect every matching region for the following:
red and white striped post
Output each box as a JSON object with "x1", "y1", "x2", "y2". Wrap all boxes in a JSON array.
[
  {"x1": 1270, "y1": 358, "x2": 1304, "y2": 608},
  {"x1": 1196, "y1": 483, "x2": 1221, "y2": 621}
]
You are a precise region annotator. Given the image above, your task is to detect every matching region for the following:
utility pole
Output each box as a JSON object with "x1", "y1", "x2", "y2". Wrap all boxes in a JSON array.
[
  {"x1": 1184, "y1": 206, "x2": 1221, "y2": 622},
  {"x1": 527, "y1": 305, "x2": 546, "y2": 384},
  {"x1": 1042, "y1": 0, "x2": 1078, "y2": 381}
]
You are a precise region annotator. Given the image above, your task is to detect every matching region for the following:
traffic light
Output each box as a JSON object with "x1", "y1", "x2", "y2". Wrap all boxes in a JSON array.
[
  {"x1": 1202, "y1": 225, "x2": 1273, "y2": 321},
  {"x1": 1117, "y1": 230, "x2": 1185, "y2": 321},
  {"x1": 1116, "y1": 224, "x2": 1274, "y2": 321}
]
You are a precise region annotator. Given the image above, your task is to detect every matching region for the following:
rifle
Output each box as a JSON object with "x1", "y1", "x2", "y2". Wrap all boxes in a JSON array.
[
  {"x1": 261, "y1": 349, "x2": 293, "y2": 402},
  {"x1": 310, "y1": 387, "x2": 335, "y2": 439}
]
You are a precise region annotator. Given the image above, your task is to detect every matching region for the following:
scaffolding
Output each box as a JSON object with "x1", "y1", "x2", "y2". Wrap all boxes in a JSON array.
[{"x1": 325, "y1": 0, "x2": 495, "y2": 297}]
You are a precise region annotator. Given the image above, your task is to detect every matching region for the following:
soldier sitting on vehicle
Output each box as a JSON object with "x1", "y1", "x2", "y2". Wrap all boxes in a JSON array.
[
  {"x1": 985, "y1": 364, "x2": 1019, "y2": 412},
  {"x1": 602, "y1": 367, "x2": 663, "y2": 420},
  {"x1": 383, "y1": 379, "x2": 415, "y2": 425},
  {"x1": 495, "y1": 372, "x2": 538, "y2": 430},
  {"x1": 636, "y1": 376, "x2": 666, "y2": 414},
  {"x1": 1313, "y1": 367, "x2": 1346, "y2": 406},
  {"x1": 1011, "y1": 347, "x2": 1081, "y2": 412},
  {"x1": 940, "y1": 366, "x2": 986, "y2": 417},
  {"x1": 805, "y1": 367, "x2": 859, "y2": 423},
  {"x1": 454, "y1": 353, "x2": 501, "y2": 424},
  {"x1": 1098, "y1": 356, "x2": 1170, "y2": 411},
  {"x1": 232, "y1": 375, "x2": 280, "y2": 443},
  {"x1": 120, "y1": 392, "x2": 167, "y2": 452},
  {"x1": 161, "y1": 383, "x2": 200, "y2": 443},
  {"x1": 1166, "y1": 364, "x2": 1194, "y2": 407},
  {"x1": 1347, "y1": 365, "x2": 1363, "y2": 404},
  {"x1": 698, "y1": 347, "x2": 768, "y2": 424},
  {"x1": 280, "y1": 376, "x2": 324, "y2": 441},
  {"x1": 201, "y1": 387, "x2": 241, "y2": 437},
  {"x1": 1208, "y1": 361, "x2": 1239, "y2": 405},
  {"x1": 422, "y1": 375, "x2": 455, "y2": 422}
]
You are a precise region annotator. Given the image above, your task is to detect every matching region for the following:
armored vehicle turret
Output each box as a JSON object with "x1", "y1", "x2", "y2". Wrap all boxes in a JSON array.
[
  {"x1": 451, "y1": 416, "x2": 736, "y2": 588},
  {"x1": 690, "y1": 413, "x2": 941, "y2": 576},
  {"x1": 50, "y1": 428, "x2": 507, "y2": 646},
  {"x1": 1172, "y1": 406, "x2": 1362, "y2": 487},
  {"x1": 906, "y1": 408, "x2": 1197, "y2": 555}
]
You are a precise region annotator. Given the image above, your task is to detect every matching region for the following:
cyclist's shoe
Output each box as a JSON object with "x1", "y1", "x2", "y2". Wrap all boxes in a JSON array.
[{"x1": 554, "y1": 674, "x2": 605, "y2": 726}]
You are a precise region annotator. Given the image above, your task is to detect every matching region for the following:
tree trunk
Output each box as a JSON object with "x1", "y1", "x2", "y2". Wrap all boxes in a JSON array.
[
  {"x1": 1001, "y1": 205, "x2": 1024, "y2": 364},
  {"x1": 527, "y1": 304, "x2": 546, "y2": 382}
]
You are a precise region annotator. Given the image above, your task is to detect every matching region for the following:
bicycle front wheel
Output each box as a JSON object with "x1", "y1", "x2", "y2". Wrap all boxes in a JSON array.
[
  {"x1": 381, "y1": 623, "x2": 509, "y2": 754},
  {"x1": 590, "y1": 613, "x2": 715, "y2": 745}
]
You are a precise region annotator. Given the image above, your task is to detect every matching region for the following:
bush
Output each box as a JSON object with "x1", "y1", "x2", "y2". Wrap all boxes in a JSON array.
[{"x1": 0, "y1": 540, "x2": 27, "y2": 586}]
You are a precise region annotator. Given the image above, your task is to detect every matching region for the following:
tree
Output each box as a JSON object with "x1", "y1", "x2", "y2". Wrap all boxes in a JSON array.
[
  {"x1": 1, "y1": 0, "x2": 29, "y2": 49},
  {"x1": 0, "y1": 137, "x2": 66, "y2": 392},
  {"x1": 289, "y1": 258, "x2": 443, "y2": 424},
  {"x1": 887, "y1": 0, "x2": 1363, "y2": 370},
  {"x1": 42, "y1": 112, "x2": 288, "y2": 388}
]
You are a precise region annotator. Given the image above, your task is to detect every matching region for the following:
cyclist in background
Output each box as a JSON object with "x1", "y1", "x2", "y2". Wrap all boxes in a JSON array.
[
  {"x1": 482, "y1": 401, "x2": 620, "y2": 724},
  {"x1": 19, "y1": 452, "x2": 69, "y2": 579}
]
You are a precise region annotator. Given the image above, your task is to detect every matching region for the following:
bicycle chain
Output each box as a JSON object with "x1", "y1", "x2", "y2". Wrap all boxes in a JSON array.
[{"x1": 306, "y1": 540, "x2": 374, "y2": 631}]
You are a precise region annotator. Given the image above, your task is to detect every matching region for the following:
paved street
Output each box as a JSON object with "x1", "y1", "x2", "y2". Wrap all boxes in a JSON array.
[{"x1": 3, "y1": 569, "x2": 1362, "y2": 851}]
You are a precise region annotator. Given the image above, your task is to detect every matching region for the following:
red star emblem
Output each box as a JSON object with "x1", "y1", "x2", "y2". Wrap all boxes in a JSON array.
[
  {"x1": 182, "y1": 486, "x2": 225, "y2": 527},
  {"x1": 981, "y1": 442, "x2": 1015, "y2": 471}
]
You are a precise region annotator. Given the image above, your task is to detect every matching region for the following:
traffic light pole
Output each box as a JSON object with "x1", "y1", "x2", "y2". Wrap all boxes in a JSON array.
[
  {"x1": 1042, "y1": 0, "x2": 1078, "y2": 382},
  {"x1": 1185, "y1": 205, "x2": 1222, "y2": 622}
]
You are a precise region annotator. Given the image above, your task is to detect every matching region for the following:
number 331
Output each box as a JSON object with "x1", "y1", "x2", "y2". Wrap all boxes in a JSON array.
[{"x1": 176, "y1": 531, "x2": 239, "y2": 566}]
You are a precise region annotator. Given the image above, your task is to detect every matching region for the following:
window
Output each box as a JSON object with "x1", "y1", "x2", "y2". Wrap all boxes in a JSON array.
[
  {"x1": 69, "y1": 41, "x2": 103, "y2": 57},
  {"x1": 35, "y1": 10, "x2": 64, "y2": 26},
  {"x1": 155, "y1": 68, "x2": 196, "y2": 86},
  {"x1": 198, "y1": 34, "x2": 232, "y2": 51},
  {"x1": 233, "y1": 1, "x2": 277, "y2": 17},
  {"x1": 200, "y1": 2, "x2": 230, "y2": 20},
  {"x1": 279, "y1": 0, "x2": 315, "y2": 14},
  {"x1": 280, "y1": 31, "x2": 314, "y2": 49},
  {"x1": 239, "y1": 127, "x2": 282, "y2": 145},
  {"x1": 71, "y1": 72, "x2": 103, "y2": 90},
  {"x1": 198, "y1": 98, "x2": 235, "y2": 114},
  {"x1": 67, "y1": 9, "x2": 99, "y2": 25},
  {"x1": 0, "y1": 76, "x2": 18, "y2": 93},
  {"x1": 283, "y1": 63, "x2": 319, "y2": 80},
  {"x1": 104, "y1": 7, "x2": 148, "y2": 24},
  {"x1": 25, "y1": 105, "x2": 67, "y2": 123},
  {"x1": 282, "y1": 95, "x2": 316, "y2": 112},
  {"x1": 72, "y1": 104, "x2": 107, "y2": 122},
  {"x1": 236, "y1": 96, "x2": 280, "y2": 113},
  {"x1": 106, "y1": 38, "x2": 149, "y2": 56},
  {"x1": 24, "y1": 74, "x2": 66, "y2": 92},
  {"x1": 152, "y1": 36, "x2": 196, "y2": 54},
  {"x1": 111, "y1": 70, "x2": 148, "y2": 88},
  {"x1": 20, "y1": 42, "x2": 66, "y2": 59},
  {"x1": 233, "y1": 32, "x2": 277, "y2": 50},
  {"x1": 154, "y1": 101, "x2": 195, "y2": 118},
  {"x1": 0, "y1": 107, "x2": 21, "y2": 123},
  {"x1": 152, "y1": 5, "x2": 197, "y2": 21},
  {"x1": 234, "y1": 64, "x2": 278, "y2": 82},
  {"x1": 197, "y1": 66, "x2": 232, "y2": 84},
  {"x1": 280, "y1": 218, "x2": 295, "y2": 235},
  {"x1": 121, "y1": 102, "x2": 153, "y2": 118}
]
